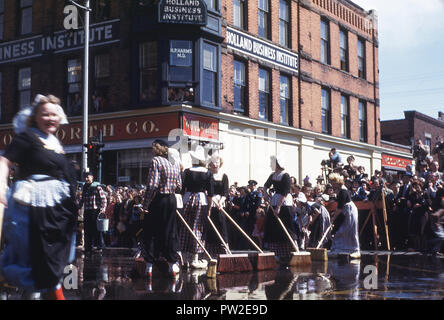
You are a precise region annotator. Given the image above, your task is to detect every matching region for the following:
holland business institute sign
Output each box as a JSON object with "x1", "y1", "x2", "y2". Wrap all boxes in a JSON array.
[
  {"x1": 0, "y1": 19, "x2": 120, "y2": 65},
  {"x1": 158, "y1": 0, "x2": 207, "y2": 25},
  {"x1": 225, "y1": 27, "x2": 299, "y2": 74}
]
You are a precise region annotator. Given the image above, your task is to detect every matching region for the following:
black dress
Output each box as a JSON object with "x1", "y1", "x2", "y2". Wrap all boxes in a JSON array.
[
  {"x1": 1, "y1": 128, "x2": 78, "y2": 290},
  {"x1": 263, "y1": 172, "x2": 297, "y2": 258},
  {"x1": 205, "y1": 173, "x2": 229, "y2": 255}
]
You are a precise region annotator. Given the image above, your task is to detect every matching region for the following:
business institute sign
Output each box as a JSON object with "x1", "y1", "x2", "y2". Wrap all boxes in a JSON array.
[
  {"x1": 226, "y1": 27, "x2": 299, "y2": 74},
  {"x1": 0, "y1": 19, "x2": 120, "y2": 65},
  {"x1": 158, "y1": 0, "x2": 207, "y2": 25}
]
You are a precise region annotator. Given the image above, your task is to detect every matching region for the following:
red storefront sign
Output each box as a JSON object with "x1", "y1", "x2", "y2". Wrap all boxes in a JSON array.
[
  {"x1": 382, "y1": 154, "x2": 412, "y2": 170},
  {"x1": 0, "y1": 112, "x2": 180, "y2": 149},
  {"x1": 182, "y1": 113, "x2": 219, "y2": 141}
]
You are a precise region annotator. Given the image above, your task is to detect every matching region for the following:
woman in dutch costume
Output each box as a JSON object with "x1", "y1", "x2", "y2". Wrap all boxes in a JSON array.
[
  {"x1": 205, "y1": 152, "x2": 230, "y2": 257},
  {"x1": 328, "y1": 173, "x2": 360, "y2": 259},
  {"x1": 0, "y1": 94, "x2": 78, "y2": 300},
  {"x1": 179, "y1": 145, "x2": 214, "y2": 269},
  {"x1": 263, "y1": 155, "x2": 297, "y2": 265}
]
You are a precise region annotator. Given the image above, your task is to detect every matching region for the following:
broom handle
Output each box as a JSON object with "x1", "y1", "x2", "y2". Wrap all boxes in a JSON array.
[
  {"x1": 213, "y1": 200, "x2": 264, "y2": 253},
  {"x1": 269, "y1": 206, "x2": 300, "y2": 253},
  {"x1": 175, "y1": 210, "x2": 213, "y2": 261},
  {"x1": 315, "y1": 224, "x2": 334, "y2": 249},
  {"x1": 207, "y1": 215, "x2": 232, "y2": 255}
]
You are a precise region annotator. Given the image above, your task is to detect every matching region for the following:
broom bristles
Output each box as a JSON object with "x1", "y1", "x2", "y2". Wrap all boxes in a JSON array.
[
  {"x1": 289, "y1": 252, "x2": 312, "y2": 266},
  {"x1": 306, "y1": 248, "x2": 328, "y2": 261},
  {"x1": 255, "y1": 252, "x2": 277, "y2": 271},
  {"x1": 217, "y1": 254, "x2": 253, "y2": 273}
]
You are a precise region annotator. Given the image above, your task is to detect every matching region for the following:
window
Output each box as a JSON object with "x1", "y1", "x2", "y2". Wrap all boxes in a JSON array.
[
  {"x1": 202, "y1": 42, "x2": 218, "y2": 106},
  {"x1": 20, "y1": 0, "x2": 33, "y2": 35},
  {"x1": 205, "y1": 0, "x2": 218, "y2": 11},
  {"x1": 92, "y1": 0, "x2": 111, "y2": 22},
  {"x1": 280, "y1": 75, "x2": 290, "y2": 125},
  {"x1": 279, "y1": 0, "x2": 290, "y2": 47},
  {"x1": 140, "y1": 41, "x2": 158, "y2": 102},
  {"x1": 168, "y1": 40, "x2": 194, "y2": 103},
  {"x1": 320, "y1": 19, "x2": 330, "y2": 64},
  {"x1": 18, "y1": 67, "x2": 31, "y2": 110},
  {"x1": 258, "y1": 68, "x2": 270, "y2": 121},
  {"x1": 321, "y1": 88, "x2": 330, "y2": 134},
  {"x1": 425, "y1": 136, "x2": 432, "y2": 151},
  {"x1": 233, "y1": 60, "x2": 247, "y2": 112},
  {"x1": 358, "y1": 100, "x2": 367, "y2": 142},
  {"x1": 358, "y1": 38, "x2": 366, "y2": 79},
  {"x1": 233, "y1": 0, "x2": 247, "y2": 30},
  {"x1": 258, "y1": 0, "x2": 270, "y2": 39},
  {"x1": 339, "y1": 29, "x2": 348, "y2": 72},
  {"x1": 95, "y1": 54, "x2": 110, "y2": 79},
  {"x1": 340, "y1": 95, "x2": 350, "y2": 138},
  {"x1": 0, "y1": 0, "x2": 4, "y2": 40},
  {"x1": 67, "y1": 59, "x2": 82, "y2": 116}
]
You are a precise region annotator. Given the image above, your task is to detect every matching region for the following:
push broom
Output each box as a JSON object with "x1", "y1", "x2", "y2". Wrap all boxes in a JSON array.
[
  {"x1": 175, "y1": 210, "x2": 218, "y2": 278},
  {"x1": 207, "y1": 215, "x2": 253, "y2": 273},
  {"x1": 270, "y1": 206, "x2": 312, "y2": 267},
  {"x1": 306, "y1": 224, "x2": 334, "y2": 261},
  {"x1": 213, "y1": 200, "x2": 277, "y2": 271}
]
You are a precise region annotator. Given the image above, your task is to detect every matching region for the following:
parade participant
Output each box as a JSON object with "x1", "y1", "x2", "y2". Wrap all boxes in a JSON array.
[
  {"x1": 141, "y1": 140, "x2": 182, "y2": 278},
  {"x1": 179, "y1": 145, "x2": 214, "y2": 270},
  {"x1": 79, "y1": 172, "x2": 108, "y2": 253},
  {"x1": 329, "y1": 173, "x2": 360, "y2": 258},
  {"x1": 205, "y1": 152, "x2": 230, "y2": 256},
  {"x1": 263, "y1": 155, "x2": 298, "y2": 264},
  {"x1": 0, "y1": 94, "x2": 77, "y2": 300},
  {"x1": 307, "y1": 195, "x2": 332, "y2": 249}
]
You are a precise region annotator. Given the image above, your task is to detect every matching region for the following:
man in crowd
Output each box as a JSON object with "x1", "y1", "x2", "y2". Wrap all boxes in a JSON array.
[{"x1": 79, "y1": 173, "x2": 108, "y2": 253}]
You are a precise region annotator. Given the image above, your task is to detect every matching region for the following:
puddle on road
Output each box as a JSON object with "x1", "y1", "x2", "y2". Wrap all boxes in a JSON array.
[{"x1": 1, "y1": 249, "x2": 443, "y2": 300}]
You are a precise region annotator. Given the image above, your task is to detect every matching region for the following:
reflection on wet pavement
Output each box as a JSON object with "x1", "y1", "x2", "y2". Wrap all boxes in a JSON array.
[{"x1": 1, "y1": 248, "x2": 443, "y2": 300}]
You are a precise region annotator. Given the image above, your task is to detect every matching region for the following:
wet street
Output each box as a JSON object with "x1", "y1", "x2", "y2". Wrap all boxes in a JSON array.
[{"x1": 1, "y1": 248, "x2": 443, "y2": 300}]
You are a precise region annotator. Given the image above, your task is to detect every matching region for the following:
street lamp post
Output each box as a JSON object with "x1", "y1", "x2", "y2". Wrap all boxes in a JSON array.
[{"x1": 70, "y1": 0, "x2": 91, "y2": 178}]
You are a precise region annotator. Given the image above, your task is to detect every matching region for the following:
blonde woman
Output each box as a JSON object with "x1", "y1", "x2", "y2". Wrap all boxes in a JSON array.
[
  {"x1": 328, "y1": 173, "x2": 360, "y2": 258},
  {"x1": 0, "y1": 94, "x2": 77, "y2": 299}
]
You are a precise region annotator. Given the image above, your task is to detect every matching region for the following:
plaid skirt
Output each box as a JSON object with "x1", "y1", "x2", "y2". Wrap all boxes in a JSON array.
[{"x1": 178, "y1": 193, "x2": 208, "y2": 254}]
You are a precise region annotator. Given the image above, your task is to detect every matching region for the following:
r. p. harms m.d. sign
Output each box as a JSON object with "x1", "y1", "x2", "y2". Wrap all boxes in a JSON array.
[{"x1": 158, "y1": 0, "x2": 207, "y2": 25}]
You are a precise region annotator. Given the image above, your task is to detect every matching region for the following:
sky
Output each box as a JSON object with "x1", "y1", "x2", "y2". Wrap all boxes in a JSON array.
[{"x1": 352, "y1": 0, "x2": 444, "y2": 121}]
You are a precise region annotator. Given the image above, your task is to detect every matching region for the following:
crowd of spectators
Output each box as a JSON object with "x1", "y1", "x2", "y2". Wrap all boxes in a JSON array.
[{"x1": 74, "y1": 144, "x2": 443, "y2": 256}]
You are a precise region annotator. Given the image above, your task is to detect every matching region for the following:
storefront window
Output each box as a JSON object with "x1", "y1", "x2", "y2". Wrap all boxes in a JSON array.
[{"x1": 117, "y1": 148, "x2": 153, "y2": 186}]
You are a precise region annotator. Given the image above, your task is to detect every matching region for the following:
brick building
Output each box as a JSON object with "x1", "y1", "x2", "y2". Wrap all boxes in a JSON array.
[{"x1": 0, "y1": 0, "x2": 411, "y2": 185}]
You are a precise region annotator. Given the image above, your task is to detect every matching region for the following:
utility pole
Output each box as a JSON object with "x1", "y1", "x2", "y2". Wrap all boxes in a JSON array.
[{"x1": 70, "y1": 0, "x2": 91, "y2": 178}]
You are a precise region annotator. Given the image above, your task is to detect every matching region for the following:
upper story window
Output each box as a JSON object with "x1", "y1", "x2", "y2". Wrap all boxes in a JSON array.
[
  {"x1": 280, "y1": 75, "x2": 290, "y2": 125},
  {"x1": 340, "y1": 29, "x2": 349, "y2": 72},
  {"x1": 340, "y1": 94, "x2": 350, "y2": 138},
  {"x1": 93, "y1": 53, "x2": 110, "y2": 113},
  {"x1": 321, "y1": 87, "x2": 331, "y2": 134},
  {"x1": 359, "y1": 100, "x2": 367, "y2": 142},
  {"x1": 233, "y1": 0, "x2": 247, "y2": 30},
  {"x1": 18, "y1": 67, "x2": 31, "y2": 110},
  {"x1": 279, "y1": 0, "x2": 290, "y2": 47},
  {"x1": 168, "y1": 40, "x2": 194, "y2": 103},
  {"x1": 67, "y1": 59, "x2": 82, "y2": 116},
  {"x1": 20, "y1": 0, "x2": 33, "y2": 36},
  {"x1": 205, "y1": 0, "x2": 218, "y2": 11},
  {"x1": 233, "y1": 60, "x2": 247, "y2": 113},
  {"x1": 0, "y1": 0, "x2": 4, "y2": 40},
  {"x1": 258, "y1": 68, "x2": 270, "y2": 121},
  {"x1": 258, "y1": 0, "x2": 270, "y2": 40},
  {"x1": 140, "y1": 41, "x2": 158, "y2": 103},
  {"x1": 202, "y1": 42, "x2": 218, "y2": 106},
  {"x1": 320, "y1": 19, "x2": 330, "y2": 64},
  {"x1": 92, "y1": 0, "x2": 111, "y2": 22},
  {"x1": 358, "y1": 38, "x2": 366, "y2": 79},
  {"x1": 0, "y1": 72, "x2": 2, "y2": 120}
]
